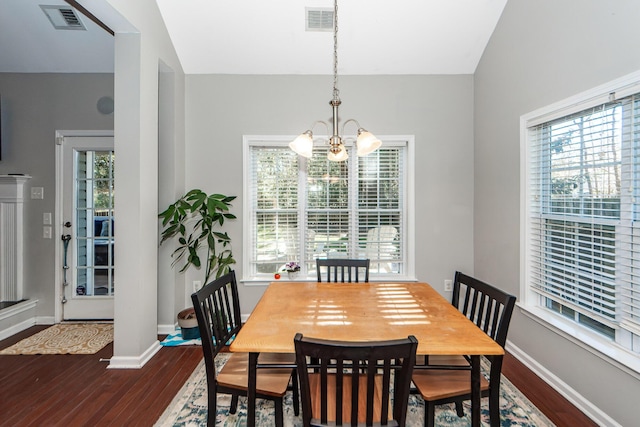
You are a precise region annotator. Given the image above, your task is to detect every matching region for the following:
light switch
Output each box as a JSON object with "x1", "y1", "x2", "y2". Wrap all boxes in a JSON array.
[
  {"x1": 31, "y1": 187, "x2": 44, "y2": 199},
  {"x1": 444, "y1": 280, "x2": 453, "y2": 292},
  {"x1": 43, "y1": 226, "x2": 52, "y2": 239},
  {"x1": 43, "y1": 212, "x2": 52, "y2": 225}
]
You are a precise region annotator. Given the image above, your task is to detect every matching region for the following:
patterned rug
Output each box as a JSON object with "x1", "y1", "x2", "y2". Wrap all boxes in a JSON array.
[
  {"x1": 0, "y1": 323, "x2": 113, "y2": 355},
  {"x1": 156, "y1": 353, "x2": 555, "y2": 427}
]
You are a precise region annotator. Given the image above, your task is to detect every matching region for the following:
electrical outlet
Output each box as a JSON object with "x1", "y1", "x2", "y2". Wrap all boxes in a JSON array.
[
  {"x1": 193, "y1": 280, "x2": 202, "y2": 292},
  {"x1": 444, "y1": 279, "x2": 453, "y2": 292},
  {"x1": 31, "y1": 187, "x2": 44, "y2": 199}
]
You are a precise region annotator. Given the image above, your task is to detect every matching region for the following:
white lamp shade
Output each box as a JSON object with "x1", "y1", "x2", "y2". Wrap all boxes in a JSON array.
[
  {"x1": 289, "y1": 132, "x2": 314, "y2": 158},
  {"x1": 356, "y1": 130, "x2": 382, "y2": 156},
  {"x1": 327, "y1": 145, "x2": 349, "y2": 162}
]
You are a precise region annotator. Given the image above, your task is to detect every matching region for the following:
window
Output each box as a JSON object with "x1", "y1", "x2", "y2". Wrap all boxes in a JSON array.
[
  {"x1": 244, "y1": 136, "x2": 414, "y2": 280},
  {"x1": 522, "y1": 72, "x2": 640, "y2": 372}
]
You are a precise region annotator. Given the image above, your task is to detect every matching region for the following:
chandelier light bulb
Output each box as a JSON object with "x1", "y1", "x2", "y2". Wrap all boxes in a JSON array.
[
  {"x1": 327, "y1": 145, "x2": 349, "y2": 162},
  {"x1": 289, "y1": 131, "x2": 314, "y2": 158},
  {"x1": 356, "y1": 129, "x2": 382, "y2": 156}
]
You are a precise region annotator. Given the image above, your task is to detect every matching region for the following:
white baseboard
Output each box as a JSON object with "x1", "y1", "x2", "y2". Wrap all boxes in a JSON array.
[
  {"x1": 0, "y1": 317, "x2": 35, "y2": 341},
  {"x1": 0, "y1": 299, "x2": 37, "y2": 320},
  {"x1": 35, "y1": 316, "x2": 55, "y2": 325},
  {"x1": 158, "y1": 323, "x2": 178, "y2": 335},
  {"x1": 107, "y1": 340, "x2": 162, "y2": 369},
  {"x1": 0, "y1": 300, "x2": 38, "y2": 340},
  {"x1": 506, "y1": 341, "x2": 621, "y2": 427}
]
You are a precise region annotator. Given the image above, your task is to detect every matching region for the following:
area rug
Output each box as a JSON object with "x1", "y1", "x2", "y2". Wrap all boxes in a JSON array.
[
  {"x1": 0, "y1": 323, "x2": 113, "y2": 355},
  {"x1": 155, "y1": 353, "x2": 555, "y2": 427}
]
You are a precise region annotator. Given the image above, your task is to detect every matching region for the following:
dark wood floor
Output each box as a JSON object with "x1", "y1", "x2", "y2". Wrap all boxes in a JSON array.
[{"x1": 0, "y1": 325, "x2": 597, "y2": 427}]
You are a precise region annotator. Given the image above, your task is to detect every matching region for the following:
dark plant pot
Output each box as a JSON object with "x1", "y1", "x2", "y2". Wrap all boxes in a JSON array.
[
  {"x1": 181, "y1": 326, "x2": 200, "y2": 340},
  {"x1": 177, "y1": 307, "x2": 200, "y2": 339}
]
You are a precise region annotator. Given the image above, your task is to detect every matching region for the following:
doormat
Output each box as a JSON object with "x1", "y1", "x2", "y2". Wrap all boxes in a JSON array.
[{"x1": 0, "y1": 323, "x2": 113, "y2": 355}]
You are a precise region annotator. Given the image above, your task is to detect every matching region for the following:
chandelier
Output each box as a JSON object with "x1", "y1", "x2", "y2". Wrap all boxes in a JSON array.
[{"x1": 289, "y1": 0, "x2": 381, "y2": 162}]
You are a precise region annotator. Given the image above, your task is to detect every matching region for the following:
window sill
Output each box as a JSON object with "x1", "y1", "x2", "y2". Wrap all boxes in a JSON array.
[
  {"x1": 517, "y1": 302, "x2": 640, "y2": 380},
  {"x1": 240, "y1": 275, "x2": 418, "y2": 287}
]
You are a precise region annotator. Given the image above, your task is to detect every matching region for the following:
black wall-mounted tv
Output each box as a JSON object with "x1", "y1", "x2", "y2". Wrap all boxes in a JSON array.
[
  {"x1": 0, "y1": 94, "x2": 3, "y2": 161},
  {"x1": 0, "y1": 95, "x2": 4, "y2": 160}
]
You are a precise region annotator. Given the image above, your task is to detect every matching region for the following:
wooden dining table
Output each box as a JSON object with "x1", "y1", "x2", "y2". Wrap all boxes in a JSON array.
[{"x1": 229, "y1": 281, "x2": 504, "y2": 427}]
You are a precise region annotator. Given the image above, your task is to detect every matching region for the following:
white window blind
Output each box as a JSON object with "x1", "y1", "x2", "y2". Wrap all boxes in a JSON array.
[
  {"x1": 246, "y1": 138, "x2": 408, "y2": 279},
  {"x1": 250, "y1": 146, "x2": 300, "y2": 276},
  {"x1": 357, "y1": 148, "x2": 403, "y2": 274},
  {"x1": 526, "y1": 91, "x2": 640, "y2": 350}
]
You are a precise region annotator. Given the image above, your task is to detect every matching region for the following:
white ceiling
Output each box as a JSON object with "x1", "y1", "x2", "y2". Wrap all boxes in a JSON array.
[
  {"x1": 0, "y1": 0, "x2": 507, "y2": 75},
  {"x1": 0, "y1": 0, "x2": 114, "y2": 73},
  {"x1": 157, "y1": 0, "x2": 508, "y2": 75}
]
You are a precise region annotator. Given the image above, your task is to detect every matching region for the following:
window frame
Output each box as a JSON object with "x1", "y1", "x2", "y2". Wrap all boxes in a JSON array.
[
  {"x1": 242, "y1": 135, "x2": 415, "y2": 284},
  {"x1": 520, "y1": 70, "x2": 640, "y2": 377}
]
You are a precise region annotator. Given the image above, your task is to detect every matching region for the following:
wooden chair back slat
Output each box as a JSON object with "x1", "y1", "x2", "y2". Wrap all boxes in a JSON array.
[
  {"x1": 295, "y1": 333, "x2": 417, "y2": 427},
  {"x1": 192, "y1": 271, "x2": 298, "y2": 427},
  {"x1": 193, "y1": 271, "x2": 242, "y2": 358},
  {"x1": 453, "y1": 271, "x2": 516, "y2": 347},
  {"x1": 316, "y1": 258, "x2": 371, "y2": 283},
  {"x1": 412, "y1": 272, "x2": 517, "y2": 427}
]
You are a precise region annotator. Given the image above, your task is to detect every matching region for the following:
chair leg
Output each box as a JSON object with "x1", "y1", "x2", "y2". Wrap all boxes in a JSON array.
[
  {"x1": 489, "y1": 387, "x2": 500, "y2": 427},
  {"x1": 455, "y1": 401, "x2": 465, "y2": 417},
  {"x1": 275, "y1": 397, "x2": 284, "y2": 427},
  {"x1": 424, "y1": 401, "x2": 435, "y2": 427},
  {"x1": 292, "y1": 369, "x2": 300, "y2": 416},
  {"x1": 229, "y1": 393, "x2": 239, "y2": 414},
  {"x1": 208, "y1": 387, "x2": 217, "y2": 427}
]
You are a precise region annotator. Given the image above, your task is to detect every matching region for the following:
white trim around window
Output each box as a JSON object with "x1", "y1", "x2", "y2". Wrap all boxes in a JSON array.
[
  {"x1": 242, "y1": 135, "x2": 415, "y2": 285},
  {"x1": 520, "y1": 70, "x2": 640, "y2": 377}
]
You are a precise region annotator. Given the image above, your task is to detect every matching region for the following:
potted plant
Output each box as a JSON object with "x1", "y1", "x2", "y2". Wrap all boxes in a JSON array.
[
  {"x1": 159, "y1": 189, "x2": 236, "y2": 338},
  {"x1": 284, "y1": 261, "x2": 301, "y2": 280}
]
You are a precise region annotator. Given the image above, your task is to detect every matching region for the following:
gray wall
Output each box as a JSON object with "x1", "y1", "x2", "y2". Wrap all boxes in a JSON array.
[
  {"x1": 0, "y1": 73, "x2": 114, "y2": 318},
  {"x1": 185, "y1": 74, "x2": 475, "y2": 313},
  {"x1": 474, "y1": 1, "x2": 640, "y2": 425}
]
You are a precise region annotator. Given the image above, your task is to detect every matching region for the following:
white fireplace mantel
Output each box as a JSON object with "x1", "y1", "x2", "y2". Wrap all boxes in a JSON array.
[{"x1": 0, "y1": 174, "x2": 31, "y2": 301}]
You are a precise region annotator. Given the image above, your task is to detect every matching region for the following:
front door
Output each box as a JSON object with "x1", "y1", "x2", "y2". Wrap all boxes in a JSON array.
[{"x1": 60, "y1": 135, "x2": 115, "y2": 320}]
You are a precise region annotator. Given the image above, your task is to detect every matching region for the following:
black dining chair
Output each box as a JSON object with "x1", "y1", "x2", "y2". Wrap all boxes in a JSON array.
[
  {"x1": 411, "y1": 271, "x2": 516, "y2": 427},
  {"x1": 316, "y1": 258, "x2": 370, "y2": 283},
  {"x1": 294, "y1": 333, "x2": 417, "y2": 427},
  {"x1": 191, "y1": 270, "x2": 299, "y2": 427}
]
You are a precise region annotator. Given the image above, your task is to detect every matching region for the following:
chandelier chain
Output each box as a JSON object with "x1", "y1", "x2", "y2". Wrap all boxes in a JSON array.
[
  {"x1": 332, "y1": 0, "x2": 339, "y2": 102},
  {"x1": 288, "y1": 0, "x2": 380, "y2": 161}
]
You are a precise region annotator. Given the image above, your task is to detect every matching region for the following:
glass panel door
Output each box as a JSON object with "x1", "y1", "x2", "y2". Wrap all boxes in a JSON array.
[{"x1": 62, "y1": 136, "x2": 114, "y2": 320}]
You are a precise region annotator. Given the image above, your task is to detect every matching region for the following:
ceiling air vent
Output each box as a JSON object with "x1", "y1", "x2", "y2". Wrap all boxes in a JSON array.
[
  {"x1": 40, "y1": 5, "x2": 86, "y2": 30},
  {"x1": 306, "y1": 8, "x2": 333, "y2": 32}
]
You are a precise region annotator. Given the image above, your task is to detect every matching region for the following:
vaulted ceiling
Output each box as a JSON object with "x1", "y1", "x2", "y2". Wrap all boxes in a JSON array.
[
  {"x1": 0, "y1": 0, "x2": 507, "y2": 75},
  {"x1": 0, "y1": 0, "x2": 114, "y2": 73}
]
